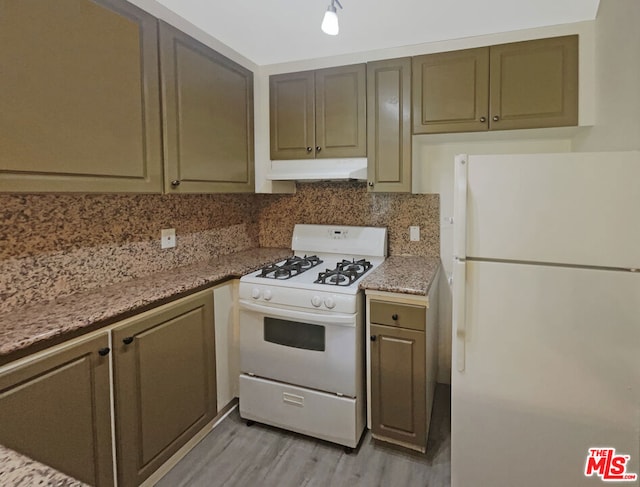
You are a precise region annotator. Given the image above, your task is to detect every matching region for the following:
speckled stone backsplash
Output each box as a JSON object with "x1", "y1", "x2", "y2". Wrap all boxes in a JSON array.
[
  {"x1": 0, "y1": 194, "x2": 258, "y2": 313},
  {"x1": 1, "y1": 185, "x2": 439, "y2": 314},
  {"x1": 257, "y1": 182, "x2": 439, "y2": 257}
]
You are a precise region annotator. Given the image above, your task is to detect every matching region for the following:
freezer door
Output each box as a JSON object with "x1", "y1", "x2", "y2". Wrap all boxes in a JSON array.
[
  {"x1": 463, "y1": 151, "x2": 640, "y2": 269},
  {"x1": 451, "y1": 261, "x2": 640, "y2": 487}
]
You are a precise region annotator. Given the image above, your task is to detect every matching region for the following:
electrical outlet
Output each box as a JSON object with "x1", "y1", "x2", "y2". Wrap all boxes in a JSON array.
[
  {"x1": 161, "y1": 228, "x2": 176, "y2": 249},
  {"x1": 410, "y1": 226, "x2": 420, "y2": 242}
]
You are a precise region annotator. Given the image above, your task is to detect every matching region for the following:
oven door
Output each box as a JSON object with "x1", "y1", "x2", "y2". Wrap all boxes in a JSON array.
[{"x1": 239, "y1": 299, "x2": 359, "y2": 397}]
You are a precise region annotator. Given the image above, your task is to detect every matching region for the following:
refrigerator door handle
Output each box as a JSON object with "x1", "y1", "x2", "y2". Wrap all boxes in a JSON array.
[
  {"x1": 453, "y1": 259, "x2": 467, "y2": 372},
  {"x1": 453, "y1": 154, "x2": 468, "y2": 260}
]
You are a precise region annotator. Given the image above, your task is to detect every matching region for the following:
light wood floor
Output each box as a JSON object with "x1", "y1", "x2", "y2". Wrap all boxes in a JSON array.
[{"x1": 156, "y1": 384, "x2": 451, "y2": 487}]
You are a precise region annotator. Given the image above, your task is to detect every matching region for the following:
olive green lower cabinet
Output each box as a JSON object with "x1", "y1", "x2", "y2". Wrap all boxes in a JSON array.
[
  {"x1": 0, "y1": 288, "x2": 223, "y2": 487},
  {"x1": 366, "y1": 284, "x2": 439, "y2": 452},
  {"x1": 0, "y1": 333, "x2": 114, "y2": 486},
  {"x1": 113, "y1": 290, "x2": 216, "y2": 487}
]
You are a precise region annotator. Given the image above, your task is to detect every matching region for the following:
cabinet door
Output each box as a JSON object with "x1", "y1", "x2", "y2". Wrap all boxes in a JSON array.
[
  {"x1": 370, "y1": 323, "x2": 426, "y2": 448},
  {"x1": 366, "y1": 58, "x2": 412, "y2": 193},
  {"x1": 160, "y1": 22, "x2": 254, "y2": 193},
  {"x1": 0, "y1": 0, "x2": 162, "y2": 193},
  {"x1": 315, "y1": 64, "x2": 367, "y2": 158},
  {"x1": 113, "y1": 291, "x2": 216, "y2": 487},
  {"x1": 270, "y1": 71, "x2": 316, "y2": 160},
  {"x1": 489, "y1": 35, "x2": 578, "y2": 130},
  {"x1": 0, "y1": 334, "x2": 113, "y2": 486},
  {"x1": 412, "y1": 47, "x2": 489, "y2": 134}
]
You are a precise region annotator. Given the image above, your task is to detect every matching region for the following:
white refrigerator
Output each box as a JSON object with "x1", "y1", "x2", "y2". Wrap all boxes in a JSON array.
[{"x1": 452, "y1": 151, "x2": 640, "y2": 487}]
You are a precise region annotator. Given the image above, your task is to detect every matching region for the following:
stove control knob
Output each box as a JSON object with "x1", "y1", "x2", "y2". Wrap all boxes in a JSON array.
[
  {"x1": 324, "y1": 296, "x2": 336, "y2": 309},
  {"x1": 311, "y1": 296, "x2": 322, "y2": 307},
  {"x1": 251, "y1": 288, "x2": 261, "y2": 300},
  {"x1": 263, "y1": 289, "x2": 273, "y2": 301}
]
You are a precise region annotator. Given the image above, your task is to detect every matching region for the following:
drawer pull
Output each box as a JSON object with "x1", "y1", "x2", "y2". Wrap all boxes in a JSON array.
[
  {"x1": 392, "y1": 314, "x2": 398, "y2": 320},
  {"x1": 283, "y1": 392, "x2": 304, "y2": 407}
]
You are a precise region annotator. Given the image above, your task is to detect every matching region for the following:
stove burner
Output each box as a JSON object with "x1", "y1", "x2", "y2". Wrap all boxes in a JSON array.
[
  {"x1": 314, "y1": 259, "x2": 373, "y2": 286},
  {"x1": 257, "y1": 255, "x2": 323, "y2": 280},
  {"x1": 337, "y1": 258, "x2": 372, "y2": 274}
]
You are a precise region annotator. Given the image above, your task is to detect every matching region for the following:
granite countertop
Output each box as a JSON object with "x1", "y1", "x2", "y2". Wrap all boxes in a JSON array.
[
  {"x1": 0, "y1": 445, "x2": 87, "y2": 487},
  {"x1": 359, "y1": 255, "x2": 441, "y2": 296},
  {"x1": 0, "y1": 247, "x2": 291, "y2": 362},
  {"x1": 1, "y1": 250, "x2": 439, "y2": 362}
]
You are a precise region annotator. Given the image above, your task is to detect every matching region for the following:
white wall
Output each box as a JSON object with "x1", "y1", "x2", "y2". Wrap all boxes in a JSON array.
[{"x1": 572, "y1": 0, "x2": 640, "y2": 152}]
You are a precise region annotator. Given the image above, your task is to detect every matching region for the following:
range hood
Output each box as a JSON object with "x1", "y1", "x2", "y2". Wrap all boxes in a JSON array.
[{"x1": 266, "y1": 158, "x2": 368, "y2": 181}]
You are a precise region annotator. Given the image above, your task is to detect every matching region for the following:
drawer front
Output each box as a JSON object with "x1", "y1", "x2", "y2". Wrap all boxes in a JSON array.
[
  {"x1": 239, "y1": 374, "x2": 362, "y2": 448},
  {"x1": 369, "y1": 300, "x2": 425, "y2": 331}
]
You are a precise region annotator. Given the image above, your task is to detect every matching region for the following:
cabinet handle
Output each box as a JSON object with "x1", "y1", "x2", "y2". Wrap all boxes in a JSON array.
[
  {"x1": 368, "y1": 182, "x2": 374, "y2": 187},
  {"x1": 98, "y1": 347, "x2": 111, "y2": 356},
  {"x1": 479, "y1": 116, "x2": 487, "y2": 123},
  {"x1": 392, "y1": 314, "x2": 399, "y2": 320},
  {"x1": 170, "y1": 180, "x2": 181, "y2": 187},
  {"x1": 306, "y1": 147, "x2": 312, "y2": 152},
  {"x1": 315, "y1": 146, "x2": 322, "y2": 152},
  {"x1": 370, "y1": 335, "x2": 377, "y2": 342},
  {"x1": 122, "y1": 337, "x2": 134, "y2": 345},
  {"x1": 492, "y1": 115, "x2": 500, "y2": 122}
]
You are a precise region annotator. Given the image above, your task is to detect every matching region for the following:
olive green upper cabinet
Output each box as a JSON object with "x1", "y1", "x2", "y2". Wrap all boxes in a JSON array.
[
  {"x1": 0, "y1": 0, "x2": 163, "y2": 193},
  {"x1": 367, "y1": 58, "x2": 412, "y2": 193},
  {"x1": 159, "y1": 22, "x2": 255, "y2": 193},
  {"x1": 270, "y1": 64, "x2": 367, "y2": 160},
  {"x1": 490, "y1": 35, "x2": 578, "y2": 130},
  {"x1": 413, "y1": 35, "x2": 578, "y2": 134},
  {"x1": 269, "y1": 71, "x2": 316, "y2": 160},
  {"x1": 412, "y1": 48, "x2": 489, "y2": 134}
]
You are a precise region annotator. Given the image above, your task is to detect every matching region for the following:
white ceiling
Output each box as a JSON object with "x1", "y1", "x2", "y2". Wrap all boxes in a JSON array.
[{"x1": 154, "y1": 0, "x2": 600, "y2": 66}]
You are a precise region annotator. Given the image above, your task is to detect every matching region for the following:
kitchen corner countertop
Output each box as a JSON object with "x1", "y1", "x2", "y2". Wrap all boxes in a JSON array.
[
  {"x1": 359, "y1": 255, "x2": 441, "y2": 296},
  {"x1": 0, "y1": 445, "x2": 87, "y2": 487},
  {"x1": 0, "y1": 247, "x2": 291, "y2": 362}
]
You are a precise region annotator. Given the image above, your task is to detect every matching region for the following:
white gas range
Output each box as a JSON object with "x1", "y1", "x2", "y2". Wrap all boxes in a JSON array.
[{"x1": 238, "y1": 224, "x2": 387, "y2": 451}]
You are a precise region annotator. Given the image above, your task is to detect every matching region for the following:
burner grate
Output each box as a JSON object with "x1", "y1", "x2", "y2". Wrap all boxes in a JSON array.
[
  {"x1": 257, "y1": 255, "x2": 323, "y2": 280},
  {"x1": 314, "y1": 258, "x2": 373, "y2": 286}
]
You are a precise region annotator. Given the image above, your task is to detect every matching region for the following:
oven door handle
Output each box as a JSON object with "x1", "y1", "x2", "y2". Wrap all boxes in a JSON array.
[{"x1": 238, "y1": 299, "x2": 356, "y2": 327}]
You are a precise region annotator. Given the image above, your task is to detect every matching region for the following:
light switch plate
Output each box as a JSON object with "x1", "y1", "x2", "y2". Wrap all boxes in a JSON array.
[
  {"x1": 161, "y1": 228, "x2": 176, "y2": 249},
  {"x1": 410, "y1": 226, "x2": 420, "y2": 241}
]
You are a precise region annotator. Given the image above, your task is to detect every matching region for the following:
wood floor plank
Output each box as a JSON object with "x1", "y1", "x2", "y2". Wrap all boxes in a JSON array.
[{"x1": 156, "y1": 384, "x2": 451, "y2": 487}]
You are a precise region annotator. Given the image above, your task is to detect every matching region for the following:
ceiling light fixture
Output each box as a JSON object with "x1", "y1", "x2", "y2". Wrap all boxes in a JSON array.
[{"x1": 321, "y1": 0, "x2": 343, "y2": 36}]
